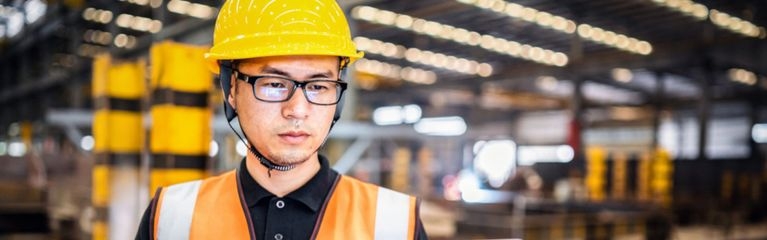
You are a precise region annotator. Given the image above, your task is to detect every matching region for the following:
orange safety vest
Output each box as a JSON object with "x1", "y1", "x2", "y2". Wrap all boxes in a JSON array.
[{"x1": 151, "y1": 170, "x2": 420, "y2": 239}]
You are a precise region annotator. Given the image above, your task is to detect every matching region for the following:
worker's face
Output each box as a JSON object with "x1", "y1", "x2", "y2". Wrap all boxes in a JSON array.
[{"x1": 229, "y1": 55, "x2": 340, "y2": 166}]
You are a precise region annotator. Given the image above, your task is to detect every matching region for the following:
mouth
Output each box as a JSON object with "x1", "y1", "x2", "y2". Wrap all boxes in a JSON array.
[{"x1": 278, "y1": 131, "x2": 310, "y2": 144}]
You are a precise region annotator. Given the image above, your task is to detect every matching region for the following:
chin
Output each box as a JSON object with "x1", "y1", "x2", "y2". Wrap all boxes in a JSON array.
[{"x1": 270, "y1": 150, "x2": 314, "y2": 166}]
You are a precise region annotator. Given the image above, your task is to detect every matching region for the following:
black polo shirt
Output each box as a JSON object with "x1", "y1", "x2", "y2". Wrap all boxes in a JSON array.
[{"x1": 136, "y1": 155, "x2": 428, "y2": 239}]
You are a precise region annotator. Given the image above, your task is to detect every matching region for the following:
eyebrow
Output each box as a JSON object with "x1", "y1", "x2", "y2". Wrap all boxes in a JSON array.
[{"x1": 261, "y1": 66, "x2": 335, "y2": 79}]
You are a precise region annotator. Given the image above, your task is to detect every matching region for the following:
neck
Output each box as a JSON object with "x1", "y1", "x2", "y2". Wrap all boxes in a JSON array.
[{"x1": 245, "y1": 153, "x2": 321, "y2": 197}]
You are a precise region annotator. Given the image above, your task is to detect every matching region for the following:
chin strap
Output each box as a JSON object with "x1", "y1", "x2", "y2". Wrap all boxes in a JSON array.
[
  {"x1": 226, "y1": 114, "x2": 296, "y2": 177},
  {"x1": 251, "y1": 146, "x2": 295, "y2": 177}
]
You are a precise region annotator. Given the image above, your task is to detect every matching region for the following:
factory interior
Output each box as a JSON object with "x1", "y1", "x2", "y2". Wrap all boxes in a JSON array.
[{"x1": 1, "y1": 0, "x2": 767, "y2": 239}]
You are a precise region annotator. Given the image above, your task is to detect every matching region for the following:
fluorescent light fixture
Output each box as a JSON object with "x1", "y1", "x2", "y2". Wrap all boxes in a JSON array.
[
  {"x1": 652, "y1": 0, "x2": 709, "y2": 20},
  {"x1": 355, "y1": 59, "x2": 437, "y2": 84},
  {"x1": 373, "y1": 106, "x2": 405, "y2": 125},
  {"x1": 82, "y1": 8, "x2": 113, "y2": 24},
  {"x1": 517, "y1": 145, "x2": 574, "y2": 166},
  {"x1": 456, "y1": 0, "x2": 576, "y2": 34},
  {"x1": 577, "y1": 24, "x2": 652, "y2": 55},
  {"x1": 611, "y1": 68, "x2": 633, "y2": 83},
  {"x1": 24, "y1": 0, "x2": 46, "y2": 24},
  {"x1": 209, "y1": 140, "x2": 219, "y2": 157},
  {"x1": 8, "y1": 141, "x2": 26, "y2": 157},
  {"x1": 728, "y1": 68, "x2": 758, "y2": 86},
  {"x1": 6, "y1": 11, "x2": 24, "y2": 38},
  {"x1": 474, "y1": 139, "x2": 516, "y2": 188},
  {"x1": 457, "y1": 170, "x2": 481, "y2": 201},
  {"x1": 354, "y1": 36, "x2": 494, "y2": 77},
  {"x1": 114, "y1": 14, "x2": 161, "y2": 33},
  {"x1": 402, "y1": 104, "x2": 422, "y2": 124},
  {"x1": 753, "y1": 123, "x2": 767, "y2": 143},
  {"x1": 710, "y1": 9, "x2": 765, "y2": 38},
  {"x1": 372, "y1": 104, "x2": 423, "y2": 126},
  {"x1": 351, "y1": 6, "x2": 568, "y2": 66},
  {"x1": 168, "y1": 0, "x2": 216, "y2": 19},
  {"x1": 80, "y1": 135, "x2": 95, "y2": 151},
  {"x1": 414, "y1": 116, "x2": 467, "y2": 136},
  {"x1": 456, "y1": 0, "x2": 652, "y2": 55}
]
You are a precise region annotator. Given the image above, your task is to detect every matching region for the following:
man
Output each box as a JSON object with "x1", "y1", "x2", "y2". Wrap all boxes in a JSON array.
[{"x1": 135, "y1": 0, "x2": 427, "y2": 239}]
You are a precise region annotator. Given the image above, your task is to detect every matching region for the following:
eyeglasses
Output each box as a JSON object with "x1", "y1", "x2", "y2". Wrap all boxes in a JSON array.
[{"x1": 234, "y1": 70, "x2": 347, "y2": 105}]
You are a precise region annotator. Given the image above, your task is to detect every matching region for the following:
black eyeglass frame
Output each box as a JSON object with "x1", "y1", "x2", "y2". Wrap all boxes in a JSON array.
[{"x1": 233, "y1": 70, "x2": 348, "y2": 106}]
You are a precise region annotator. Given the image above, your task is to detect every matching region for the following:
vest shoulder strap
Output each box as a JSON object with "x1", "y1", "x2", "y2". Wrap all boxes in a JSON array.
[
  {"x1": 373, "y1": 185, "x2": 415, "y2": 239},
  {"x1": 153, "y1": 170, "x2": 249, "y2": 240},
  {"x1": 315, "y1": 176, "x2": 417, "y2": 240},
  {"x1": 155, "y1": 180, "x2": 203, "y2": 240}
]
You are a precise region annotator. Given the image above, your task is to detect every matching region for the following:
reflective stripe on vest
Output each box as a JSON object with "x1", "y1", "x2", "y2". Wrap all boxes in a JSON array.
[
  {"x1": 154, "y1": 171, "x2": 418, "y2": 240},
  {"x1": 156, "y1": 180, "x2": 202, "y2": 240},
  {"x1": 374, "y1": 187, "x2": 411, "y2": 239}
]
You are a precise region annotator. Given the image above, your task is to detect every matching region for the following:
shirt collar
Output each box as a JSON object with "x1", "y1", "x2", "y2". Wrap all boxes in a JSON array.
[{"x1": 239, "y1": 155, "x2": 338, "y2": 212}]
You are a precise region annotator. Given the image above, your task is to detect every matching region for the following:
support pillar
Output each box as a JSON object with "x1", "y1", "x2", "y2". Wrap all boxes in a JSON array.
[
  {"x1": 149, "y1": 41, "x2": 211, "y2": 194},
  {"x1": 92, "y1": 54, "x2": 146, "y2": 240}
]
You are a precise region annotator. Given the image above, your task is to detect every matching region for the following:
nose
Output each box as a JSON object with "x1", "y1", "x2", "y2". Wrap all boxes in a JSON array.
[{"x1": 282, "y1": 87, "x2": 310, "y2": 119}]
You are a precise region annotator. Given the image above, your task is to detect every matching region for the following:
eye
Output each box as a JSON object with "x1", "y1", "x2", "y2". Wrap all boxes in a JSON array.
[
  {"x1": 259, "y1": 77, "x2": 289, "y2": 88},
  {"x1": 307, "y1": 81, "x2": 336, "y2": 92},
  {"x1": 308, "y1": 84, "x2": 328, "y2": 91}
]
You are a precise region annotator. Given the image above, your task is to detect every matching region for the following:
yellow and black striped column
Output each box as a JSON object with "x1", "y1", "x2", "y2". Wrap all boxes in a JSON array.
[
  {"x1": 611, "y1": 152, "x2": 628, "y2": 200},
  {"x1": 638, "y1": 152, "x2": 652, "y2": 201},
  {"x1": 149, "y1": 41, "x2": 212, "y2": 194},
  {"x1": 651, "y1": 148, "x2": 672, "y2": 207},
  {"x1": 92, "y1": 54, "x2": 146, "y2": 240},
  {"x1": 586, "y1": 146, "x2": 607, "y2": 201}
]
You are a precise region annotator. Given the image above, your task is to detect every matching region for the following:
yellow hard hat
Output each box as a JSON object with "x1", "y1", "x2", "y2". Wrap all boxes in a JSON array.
[{"x1": 204, "y1": 0, "x2": 364, "y2": 74}]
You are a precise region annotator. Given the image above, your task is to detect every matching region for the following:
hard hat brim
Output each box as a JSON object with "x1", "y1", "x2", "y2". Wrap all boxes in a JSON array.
[{"x1": 204, "y1": 33, "x2": 364, "y2": 74}]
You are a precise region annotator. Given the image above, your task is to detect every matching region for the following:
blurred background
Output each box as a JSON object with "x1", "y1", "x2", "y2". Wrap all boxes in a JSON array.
[{"x1": 1, "y1": 0, "x2": 766, "y2": 239}]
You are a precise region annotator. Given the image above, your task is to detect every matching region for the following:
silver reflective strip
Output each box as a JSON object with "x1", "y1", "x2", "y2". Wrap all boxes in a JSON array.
[
  {"x1": 157, "y1": 180, "x2": 202, "y2": 240},
  {"x1": 374, "y1": 187, "x2": 410, "y2": 240}
]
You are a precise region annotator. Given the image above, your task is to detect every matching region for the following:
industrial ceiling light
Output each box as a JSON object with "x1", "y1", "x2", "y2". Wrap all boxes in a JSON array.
[
  {"x1": 83, "y1": 29, "x2": 113, "y2": 45},
  {"x1": 351, "y1": 6, "x2": 568, "y2": 67},
  {"x1": 354, "y1": 36, "x2": 494, "y2": 77},
  {"x1": 710, "y1": 10, "x2": 765, "y2": 39},
  {"x1": 577, "y1": 24, "x2": 652, "y2": 55},
  {"x1": 414, "y1": 116, "x2": 468, "y2": 136},
  {"x1": 115, "y1": 14, "x2": 162, "y2": 33},
  {"x1": 168, "y1": 0, "x2": 216, "y2": 19},
  {"x1": 456, "y1": 0, "x2": 652, "y2": 55},
  {"x1": 24, "y1": 0, "x2": 46, "y2": 24},
  {"x1": 611, "y1": 68, "x2": 633, "y2": 83},
  {"x1": 728, "y1": 68, "x2": 758, "y2": 86},
  {"x1": 6, "y1": 10, "x2": 23, "y2": 38},
  {"x1": 372, "y1": 104, "x2": 422, "y2": 126},
  {"x1": 457, "y1": 0, "x2": 576, "y2": 34},
  {"x1": 82, "y1": 8, "x2": 113, "y2": 24},
  {"x1": 355, "y1": 59, "x2": 437, "y2": 84},
  {"x1": 753, "y1": 124, "x2": 767, "y2": 144},
  {"x1": 652, "y1": 0, "x2": 708, "y2": 20},
  {"x1": 473, "y1": 139, "x2": 516, "y2": 188}
]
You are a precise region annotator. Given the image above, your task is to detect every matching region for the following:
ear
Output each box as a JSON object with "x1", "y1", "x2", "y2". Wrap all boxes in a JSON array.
[{"x1": 227, "y1": 74, "x2": 237, "y2": 110}]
